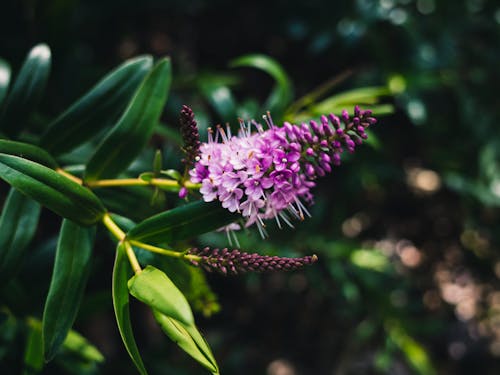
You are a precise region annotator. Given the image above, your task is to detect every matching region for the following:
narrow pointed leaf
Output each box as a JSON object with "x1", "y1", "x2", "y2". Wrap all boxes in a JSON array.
[
  {"x1": 230, "y1": 54, "x2": 292, "y2": 116},
  {"x1": 42, "y1": 220, "x2": 95, "y2": 361},
  {"x1": 127, "y1": 201, "x2": 237, "y2": 244},
  {"x1": 0, "y1": 139, "x2": 58, "y2": 168},
  {"x1": 0, "y1": 154, "x2": 105, "y2": 226},
  {"x1": 153, "y1": 310, "x2": 219, "y2": 374},
  {"x1": 0, "y1": 58, "x2": 11, "y2": 106},
  {"x1": 0, "y1": 188, "x2": 41, "y2": 281},
  {"x1": 112, "y1": 243, "x2": 148, "y2": 375},
  {"x1": 128, "y1": 265, "x2": 194, "y2": 326},
  {"x1": 0, "y1": 44, "x2": 51, "y2": 137},
  {"x1": 40, "y1": 56, "x2": 153, "y2": 155},
  {"x1": 85, "y1": 58, "x2": 172, "y2": 181}
]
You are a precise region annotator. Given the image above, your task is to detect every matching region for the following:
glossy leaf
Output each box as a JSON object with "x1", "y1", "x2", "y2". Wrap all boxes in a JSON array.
[
  {"x1": 0, "y1": 44, "x2": 51, "y2": 137},
  {"x1": 230, "y1": 54, "x2": 293, "y2": 116},
  {"x1": 85, "y1": 58, "x2": 172, "y2": 181},
  {"x1": 128, "y1": 265, "x2": 194, "y2": 326},
  {"x1": 0, "y1": 154, "x2": 105, "y2": 226},
  {"x1": 42, "y1": 220, "x2": 95, "y2": 361},
  {"x1": 0, "y1": 139, "x2": 58, "y2": 168},
  {"x1": 127, "y1": 201, "x2": 237, "y2": 244},
  {"x1": 40, "y1": 56, "x2": 153, "y2": 155},
  {"x1": 153, "y1": 309, "x2": 219, "y2": 374},
  {"x1": 0, "y1": 58, "x2": 11, "y2": 106},
  {"x1": 112, "y1": 243, "x2": 148, "y2": 375},
  {"x1": 0, "y1": 188, "x2": 41, "y2": 281}
]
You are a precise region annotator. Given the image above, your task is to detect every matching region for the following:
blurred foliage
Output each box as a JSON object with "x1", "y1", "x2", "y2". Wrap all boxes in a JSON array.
[{"x1": 1, "y1": 0, "x2": 500, "y2": 374}]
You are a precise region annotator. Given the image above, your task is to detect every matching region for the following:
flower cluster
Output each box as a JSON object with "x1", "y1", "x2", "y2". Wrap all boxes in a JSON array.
[
  {"x1": 189, "y1": 106, "x2": 376, "y2": 236},
  {"x1": 187, "y1": 247, "x2": 318, "y2": 275}
]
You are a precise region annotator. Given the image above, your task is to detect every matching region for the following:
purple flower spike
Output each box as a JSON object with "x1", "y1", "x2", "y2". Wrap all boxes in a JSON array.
[
  {"x1": 189, "y1": 106, "x2": 377, "y2": 236},
  {"x1": 179, "y1": 105, "x2": 201, "y2": 167},
  {"x1": 188, "y1": 247, "x2": 318, "y2": 275}
]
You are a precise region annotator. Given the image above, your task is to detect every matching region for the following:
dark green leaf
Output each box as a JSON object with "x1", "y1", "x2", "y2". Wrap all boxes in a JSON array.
[
  {"x1": 128, "y1": 265, "x2": 194, "y2": 326},
  {"x1": 40, "y1": 56, "x2": 153, "y2": 155},
  {"x1": 112, "y1": 243, "x2": 148, "y2": 375},
  {"x1": 0, "y1": 58, "x2": 11, "y2": 106},
  {"x1": 0, "y1": 188, "x2": 41, "y2": 281},
  {"x1": 127, "y1": 201, "x2": 237, "y2": 244},
  {"x1": 24, "y1": 320, "x2": 44, "y2": 375},
  {"x1": 153, "y1": 310, "x2": 219, "y2": 374},
  {"x1": 230, "y1": 54, "x2": 293, "y2": 116},
  {"x1": 0, "y1": 154, "x2": 105, "y2": 226},
  {"x1": 0, "y1": 44, "x2": 51, "y2": 137},
  {"x1": 42, "y1": 220, "x2": 95, "y2": 361},
  {"x1": 85, "y1": 58, "x2": 172, "y2": 181},
  {"x1": 0, "y1": 139, "x2": 58, "y2": 168}
]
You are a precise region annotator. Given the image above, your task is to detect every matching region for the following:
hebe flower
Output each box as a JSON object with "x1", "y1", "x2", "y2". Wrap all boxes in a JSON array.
[
  {"x1": 188, "y1": 247, "x2": 318, "y2": 275},
  {"x1": 190, "y1": 106, "x2": 377, "y2": 236},
  {"x1": 179, "y1": 104, "x2": 201, "y2": 168}
]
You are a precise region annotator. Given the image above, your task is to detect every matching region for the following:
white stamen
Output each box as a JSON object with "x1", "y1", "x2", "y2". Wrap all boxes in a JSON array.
[{"x1": 279, "y1": 212, "x2": 295, "y2": 228}]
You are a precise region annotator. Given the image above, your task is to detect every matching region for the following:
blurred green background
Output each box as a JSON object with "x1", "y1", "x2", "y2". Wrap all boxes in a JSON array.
[{"x1": 1, "y1": 0, "x2": 499, "y2": 374}]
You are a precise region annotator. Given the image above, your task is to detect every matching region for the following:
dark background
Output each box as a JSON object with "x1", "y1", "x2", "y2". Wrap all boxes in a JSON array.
[{"x1": 1, "y1": 0, "x2": 499, "y2": 374}]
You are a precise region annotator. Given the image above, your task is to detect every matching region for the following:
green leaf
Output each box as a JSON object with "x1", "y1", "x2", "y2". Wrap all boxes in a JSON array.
[
  {"x1": 198, "y1": 78, "x2": 237, "y2": 120},
  {"x1": 230, "y1": 54, "x2": 293, "y2": 116},
  {"x1": 42, "y1": 220, "x2": 95, "y2": 361},
  {"x1": 128, "y1": 265, "x2": 194, "y2": 326},
  {"x1": 40, "y1": 56, "x2": 153, "y2": 156},
  {"x1": 386, "y1": 321, "x2": 436, "y2": 375},
  {"x1": 0, "y1": 188, "x2": 41, "y2": 281},
  {"x1": 0, "y1": 139, "x2": 58, "y2": 168},
  {"x1": 112, "y1": 243, "x2": 148, "y2": 375},
  {"x1": 0, "y1": 58, "x2": 11, "y2": 106},
  {"x1": 85, "y1": 58, "x2": 172, "y2": 181},
  {"x1": 24, "y1": 320, "x2": 44, "y2": 375},
  {"x1": 62, "y1": 327, "x2": 104, "y2": 363},
  {"x1": 153, "y1": 310, "x2": 219, "y2": 374},
  {"x1": 312, "y1": 86, "x2": 391, "y2": 113},
  {"x1": 0, "y1": 154, "x2": 105, "y2": 226},
  {"x1": 148, "y1": 256, "x2": 220, "y2": 317},
  {"x1": 159, "y1": 169, "x2": 182, "y2": 181},
  {"x1": 27, "y1": 317, "x2": 104, "y2": 365},
  {"x1": 0, "y1": 44, "x2": 51, "y2": 137},
  {"x1": 127, "y1": 201, "x2": 237, "y2": 244}
]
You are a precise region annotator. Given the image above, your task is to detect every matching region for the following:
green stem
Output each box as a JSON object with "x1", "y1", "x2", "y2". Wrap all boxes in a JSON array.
[
  {"x1": 102, "y1": 213, "x2": 126, "y2": 241},
  {"x1": 128, "y1": 240, "x2": 200, "y2": 262},
  {"x1": 101, "y1": 213, "x2": 142, "y2": 274},
  {"x1": 123, "y1": 241, "x2": 142, "y2": 275},
  {"x1": 86, "y1": 177, "x2": 201, "y2": 190}
]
